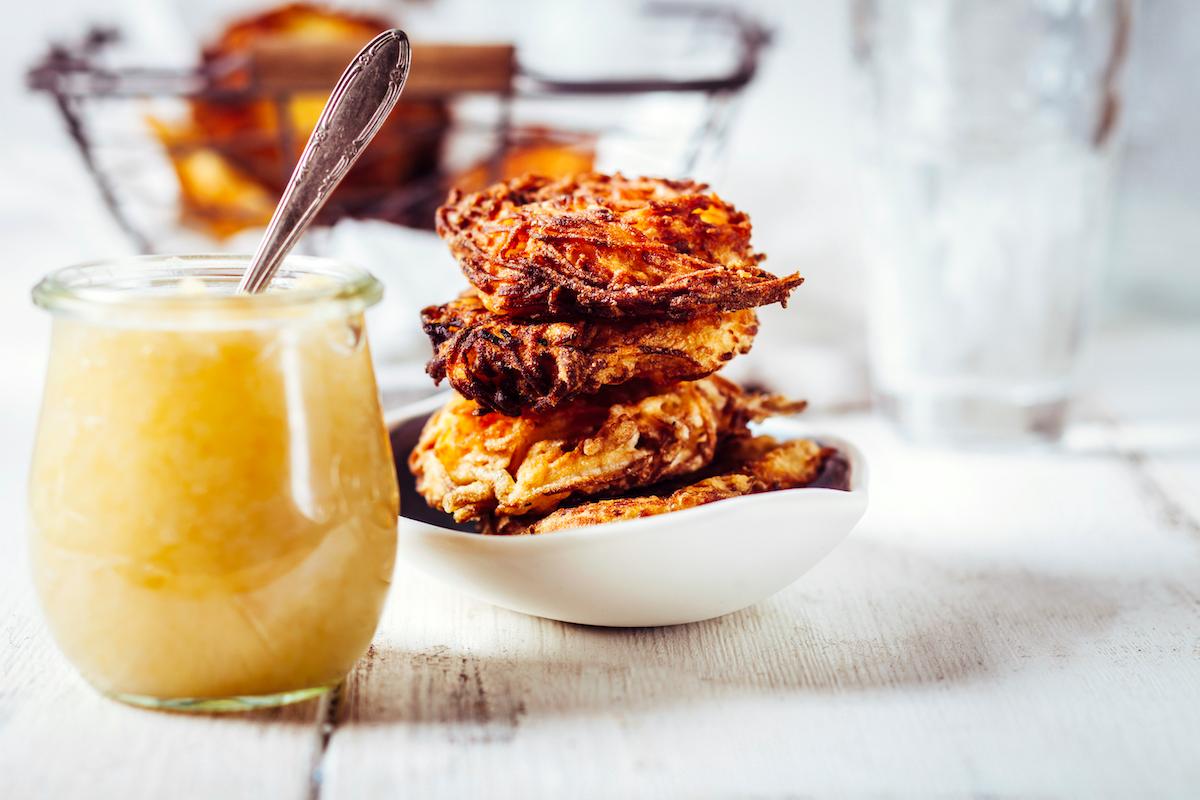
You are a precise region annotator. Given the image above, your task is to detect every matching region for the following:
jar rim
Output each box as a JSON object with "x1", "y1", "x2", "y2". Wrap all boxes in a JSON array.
[{"x1": 32, "y1": 254, "x2": 384, "y2": 320}]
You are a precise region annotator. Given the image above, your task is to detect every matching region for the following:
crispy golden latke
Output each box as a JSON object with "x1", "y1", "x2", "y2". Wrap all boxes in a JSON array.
[
  {"x1": 408, "y1": 377, "x2": 806, "y2": 523},
  {"x1": 485, "y1": 436, "x2": 835, "y2": 535},
  {"x1": 435, "y1": 173, "x2": 805, "y2": 320},
  {"x1": 422, "y1": 290, "x2": 759, "y2": 416}
]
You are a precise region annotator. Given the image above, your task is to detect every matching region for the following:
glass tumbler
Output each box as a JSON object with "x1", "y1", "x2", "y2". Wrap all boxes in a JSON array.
[
  {"x1": 28, "y1": 255, "x2": 399, "y2": 711},
  {"x1": 852, "y1": 0, "x2": 1132, "y2": 445}
]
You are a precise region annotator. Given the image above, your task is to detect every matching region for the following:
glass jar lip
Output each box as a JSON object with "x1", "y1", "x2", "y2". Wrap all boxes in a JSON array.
[{"x1": 32, "y1": 254, "x2": 384, "y2": 320}]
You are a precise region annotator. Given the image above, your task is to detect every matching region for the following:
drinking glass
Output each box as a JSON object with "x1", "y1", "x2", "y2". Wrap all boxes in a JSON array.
[
  {"x1": 29, "y1": 255, "x2": 398, "y2": 711},
  {"x1": 852, "y1": 0, "x2": 1132, "y2": 444}
]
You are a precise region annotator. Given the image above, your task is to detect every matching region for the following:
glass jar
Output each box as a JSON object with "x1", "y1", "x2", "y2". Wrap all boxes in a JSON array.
[{"x1": 29, "y1": 255, "x2": 399, "y2": 711}]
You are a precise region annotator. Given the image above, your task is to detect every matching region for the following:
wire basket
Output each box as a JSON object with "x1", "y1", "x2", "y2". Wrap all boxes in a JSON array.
[{"x1": 27, "y1": 3, "x2": 770, "y2": 252}]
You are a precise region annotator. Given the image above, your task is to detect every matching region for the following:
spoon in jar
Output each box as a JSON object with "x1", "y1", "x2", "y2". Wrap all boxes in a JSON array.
[{"x1": 237, "y1": 29, "x2": 411, "y2": 294}]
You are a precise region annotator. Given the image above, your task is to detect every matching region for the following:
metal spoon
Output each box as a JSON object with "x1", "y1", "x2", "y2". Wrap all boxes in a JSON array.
[{"x1": 238, "y1": 29, "x2": 411, "y2": 294}]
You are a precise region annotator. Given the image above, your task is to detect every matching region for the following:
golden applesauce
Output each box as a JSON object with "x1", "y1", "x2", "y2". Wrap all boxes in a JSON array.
[{"x1": 29, "y1": 256, "x2": 398, "y2": 708}]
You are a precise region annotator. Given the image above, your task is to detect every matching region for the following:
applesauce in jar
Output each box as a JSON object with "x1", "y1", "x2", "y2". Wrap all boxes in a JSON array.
[{"x1": 29, "y1": 255, "x2": 398, "y2": 710}]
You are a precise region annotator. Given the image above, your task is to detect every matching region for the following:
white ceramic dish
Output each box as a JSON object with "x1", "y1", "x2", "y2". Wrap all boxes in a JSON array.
[{"x1": 388, "y1": 394, "x2": 868, "y2": 627}]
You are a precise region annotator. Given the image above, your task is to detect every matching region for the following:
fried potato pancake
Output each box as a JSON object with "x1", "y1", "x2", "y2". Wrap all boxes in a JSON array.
[
  {"x1": 422, "y1": 290, "x2": 759, "y2": 415},
  {"x1": 485, "y1": 436, "x2": 835, "y2": 535},
  {"x1": 408, "y1": 377, "x2": 806, "y2": 522},
  {"x1": 435, "y1": 173, "x2": 804, "y2": 320}
]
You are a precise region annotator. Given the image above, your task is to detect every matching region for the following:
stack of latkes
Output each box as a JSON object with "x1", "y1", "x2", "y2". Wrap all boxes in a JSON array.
[{"x1": 409, "y1": 173, "x2": 837, "y2": 534}]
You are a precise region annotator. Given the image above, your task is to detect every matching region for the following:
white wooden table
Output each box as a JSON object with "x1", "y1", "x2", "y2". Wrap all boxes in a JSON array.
[
  {"x1": 2, "y1": 3, "x2": 1199, "y2": 792},
  {"x1": 2, "y1": 318, "x2": 1198, "y2": 799}
]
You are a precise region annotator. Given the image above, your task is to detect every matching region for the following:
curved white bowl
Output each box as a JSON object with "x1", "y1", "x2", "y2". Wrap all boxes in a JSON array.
[{"x1": 388, "y1": 394, "x2": 868, "y2": 627}]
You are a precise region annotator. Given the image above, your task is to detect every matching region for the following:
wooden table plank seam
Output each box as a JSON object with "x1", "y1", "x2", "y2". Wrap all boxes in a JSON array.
[
  {"x1": 1098, "y1": 406, "x2": 1200, "y2": 539},
  {"x1": 307, "y1": 689, "x2": 342, "y2": 800},
  {"x1": 1120, "y1": 447, "x2": 1200, "y2": 539}
]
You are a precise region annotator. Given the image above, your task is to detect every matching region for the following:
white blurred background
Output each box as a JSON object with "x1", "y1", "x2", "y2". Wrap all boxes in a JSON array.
[{"x1": 1, "y1": 0, "x2": 1197, "y2": 453}]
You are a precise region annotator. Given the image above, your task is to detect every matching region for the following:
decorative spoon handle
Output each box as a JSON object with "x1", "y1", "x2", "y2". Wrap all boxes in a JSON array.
[{"x1": 238, "y1": 29, "x2": 411, "y2": 294}]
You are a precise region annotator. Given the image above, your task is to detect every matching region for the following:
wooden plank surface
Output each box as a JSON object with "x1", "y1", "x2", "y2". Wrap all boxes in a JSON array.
[
  {"x1": 2, "y1": 322, "x2": 1199, "y2": 799},
  {"x1": 317, "y1": 411, "x2": 1200, "y2": 799},
  {"x1": 0, "y1": 489, "x2": 325, "y2": 799}
]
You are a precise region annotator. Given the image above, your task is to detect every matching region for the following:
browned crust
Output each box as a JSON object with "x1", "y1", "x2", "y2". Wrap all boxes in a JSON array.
[
  {"x1": 484, "y1": 436, "x2": 835, "y2": 534},
  {"x1": 436, "y1": 173, "x2": 804, "y2": 320},
  {"x1": 422, "y1": 290, "x2": 759, "y2": 415},
  {"x1": 407, "y1": 377, "x2": 807, "y2": 523}
]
